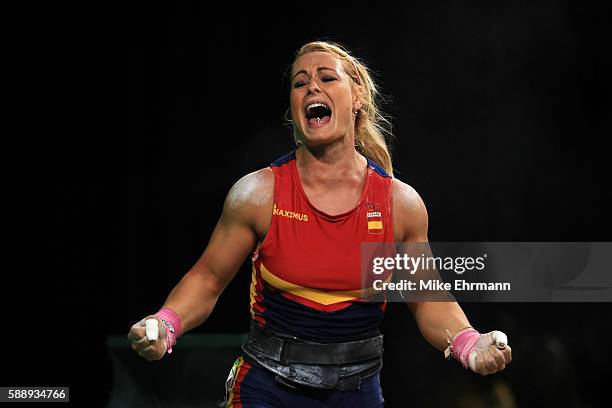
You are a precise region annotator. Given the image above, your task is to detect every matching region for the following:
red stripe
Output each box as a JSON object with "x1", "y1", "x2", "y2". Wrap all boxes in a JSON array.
[
  {"x1": 253, "y1": 267, "x2": 267, "y2": 326},
  {"x1": 231, "y1": 360, "x2": 252, "y2": 408}
]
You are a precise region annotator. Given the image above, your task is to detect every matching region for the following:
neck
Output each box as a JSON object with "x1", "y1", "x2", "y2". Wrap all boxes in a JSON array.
[{"x1": 296, "y1": 140, "x2": 367, "y2": 187}]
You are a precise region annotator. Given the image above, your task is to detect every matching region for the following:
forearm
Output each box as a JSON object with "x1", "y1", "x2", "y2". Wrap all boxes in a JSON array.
[
  {"x1": 162, "y1": 267, "x2": 223, "y2": 334},
  {"x1": 410, "y1": 301, "x2": 472, "y2": 351}
]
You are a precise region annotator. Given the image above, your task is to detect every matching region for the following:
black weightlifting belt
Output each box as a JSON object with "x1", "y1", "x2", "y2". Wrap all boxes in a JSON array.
[{"x1": 241, "y1": 324, "x2": 384, "y2": 391}]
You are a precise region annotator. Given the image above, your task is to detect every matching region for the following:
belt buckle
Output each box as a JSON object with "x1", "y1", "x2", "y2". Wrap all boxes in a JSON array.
[
  {"x1": 276, "y1": 333, "x2": 299, "y2": 365},
  {"x1": 279, "y1": 338, "x2": 290, "y2": 365}
]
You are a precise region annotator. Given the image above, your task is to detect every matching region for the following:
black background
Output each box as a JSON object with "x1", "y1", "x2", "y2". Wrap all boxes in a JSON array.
[{"x1": 7, "y1": 1, "x2": 611, "y2": 407}]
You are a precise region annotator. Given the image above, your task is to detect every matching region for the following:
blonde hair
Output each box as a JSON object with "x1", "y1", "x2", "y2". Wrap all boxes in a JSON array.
[{"x1": 288, "y1": 41, "x2": 394, "y2": 175}]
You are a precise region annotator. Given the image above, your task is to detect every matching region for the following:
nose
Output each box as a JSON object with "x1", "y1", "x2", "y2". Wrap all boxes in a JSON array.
[{"x1": 307, "y1": 79, "x2": 321, "y2": 94}]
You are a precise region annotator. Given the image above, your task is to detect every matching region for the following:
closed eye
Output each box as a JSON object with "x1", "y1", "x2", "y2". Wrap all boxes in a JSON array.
[{"x1": 294, "y1": 76, "x2": 337, "y2": 87}]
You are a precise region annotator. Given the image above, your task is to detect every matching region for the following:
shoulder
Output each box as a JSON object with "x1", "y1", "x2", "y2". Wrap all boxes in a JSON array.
[
  {"x1": 392, "y1": 178, "x2": 426, "y2": 213},
  {"x1": 392, "y1": 178, "x2": 428, "y2": 242},
  {"x1": 224, "y1": 167, "x2": 274, "y2": 214},
  {"x1": 216, "y1": 167, "x2": 274, "y2": 241}
]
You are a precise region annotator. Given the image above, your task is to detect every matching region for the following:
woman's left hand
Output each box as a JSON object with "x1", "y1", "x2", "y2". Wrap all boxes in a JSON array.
[{"x1": 469, "y1": 331, "x2": 513, "y2": 375}]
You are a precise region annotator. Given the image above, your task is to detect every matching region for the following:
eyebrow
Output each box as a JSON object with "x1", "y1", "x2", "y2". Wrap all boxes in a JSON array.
[{"x1": 291, "y1": 67, "x2": 337, "y2": 80}]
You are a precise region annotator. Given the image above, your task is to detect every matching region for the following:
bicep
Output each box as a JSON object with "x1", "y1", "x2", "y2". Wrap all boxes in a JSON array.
[
  {"x1": 192, "y1": 212, "x2": 258, "y2": 294},
  {"x1": 393, "y1": 179, "x2": 433, "y2": 315}
]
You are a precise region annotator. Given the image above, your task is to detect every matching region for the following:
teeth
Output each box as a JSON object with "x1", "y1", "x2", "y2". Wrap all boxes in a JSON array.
[{"x1": 306, "y1": 102, "x2": 330, "y2": 112}]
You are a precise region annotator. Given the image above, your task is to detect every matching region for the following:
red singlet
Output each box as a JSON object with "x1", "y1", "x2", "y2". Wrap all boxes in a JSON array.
[{"x1": 250, "y1": 151, "x2": 394, "y2": 342}]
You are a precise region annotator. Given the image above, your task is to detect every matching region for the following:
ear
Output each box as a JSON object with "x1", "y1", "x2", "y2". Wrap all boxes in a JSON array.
[{"x1": 352, "y1": 85, "x2": 363, "y2": 111}]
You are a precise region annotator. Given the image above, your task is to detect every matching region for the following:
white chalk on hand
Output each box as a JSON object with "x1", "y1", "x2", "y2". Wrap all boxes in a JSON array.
[
  {"x1": 467, "y1": 330, "x2": 509, "y2": 371},
  {"x1": 491, "y1": 330, "x2": 508, "y2": 349},
  {"x1": 145, "y1": 319, "x2": 159, "y2": 341}
]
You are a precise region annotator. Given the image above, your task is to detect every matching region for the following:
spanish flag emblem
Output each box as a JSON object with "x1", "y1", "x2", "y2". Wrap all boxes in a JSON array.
[{"x1": 367, "y1": 211, "x2": 383, "y2": 234}]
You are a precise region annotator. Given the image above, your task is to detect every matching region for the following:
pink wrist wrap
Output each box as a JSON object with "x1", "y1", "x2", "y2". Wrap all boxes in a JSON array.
[
  {"x1": 155, "y1": 307, "x2": 182, "y2": 354},
  {"x1": 450, "y1": 328, "x2": 480, "y2": 369}
]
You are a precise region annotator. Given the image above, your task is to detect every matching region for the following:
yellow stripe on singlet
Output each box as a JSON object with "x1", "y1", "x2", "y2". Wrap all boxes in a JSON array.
[
  {"x1": 249, "y1": 266, "x2": 258, "y2": 318},
  {"x1": 259, "y1": 262, "x2": 371, "y2": 305}
]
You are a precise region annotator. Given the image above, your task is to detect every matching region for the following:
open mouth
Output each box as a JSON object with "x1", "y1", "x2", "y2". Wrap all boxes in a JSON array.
[{"x1": 305, "y1": 102, "x2": 332, "y2": 127}]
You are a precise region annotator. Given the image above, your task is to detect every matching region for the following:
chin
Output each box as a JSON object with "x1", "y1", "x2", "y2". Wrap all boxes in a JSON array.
[
  {"x1": 300, "y1": 131, "x2": 338, "y2": 147},
  {"x1": 299, "y1": 122, "x2": 342, "y2": 146}
]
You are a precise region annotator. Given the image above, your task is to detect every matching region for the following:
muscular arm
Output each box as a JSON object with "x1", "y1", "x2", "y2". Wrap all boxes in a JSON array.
[
  {"x1": 162, "y1": 168, "x2": 274, "y2": 334},
  {"x1": 392, "y1": 179, "x2": 472, "y2": 351}
]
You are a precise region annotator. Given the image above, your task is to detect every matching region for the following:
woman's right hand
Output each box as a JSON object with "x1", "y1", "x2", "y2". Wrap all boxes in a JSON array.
[{"x1": 127, "y1": 316, "x2": 168, "y2": 361}]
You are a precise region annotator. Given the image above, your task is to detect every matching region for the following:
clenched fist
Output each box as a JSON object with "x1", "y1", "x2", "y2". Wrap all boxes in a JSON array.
[
  {"x1": 448, "y1": 328, "x2": 512, "y2": 375},
  {"x1": 127, "y1": 316, "x2": 168, "y2": 361},
  {"x1": 468, "y1": 331, "x2": 512, "y2": 375}
]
